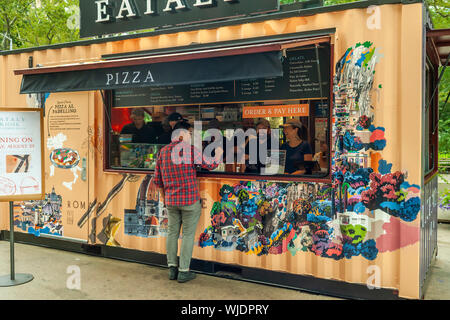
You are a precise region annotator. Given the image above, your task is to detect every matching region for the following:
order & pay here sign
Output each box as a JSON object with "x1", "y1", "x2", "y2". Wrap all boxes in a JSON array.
[{"x1": 0, "y1": 108, "x2": 45, "y2": 201}]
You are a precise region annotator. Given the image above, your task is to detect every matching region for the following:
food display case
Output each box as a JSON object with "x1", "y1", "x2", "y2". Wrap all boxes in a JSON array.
[{"x1": 119, "y1": 143, "x2": 164, "y2": 170}]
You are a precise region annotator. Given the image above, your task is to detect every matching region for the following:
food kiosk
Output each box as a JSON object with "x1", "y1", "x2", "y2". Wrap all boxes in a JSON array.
[{"x1": 0, "y1": 0, "x2": 446, "y2": 299}]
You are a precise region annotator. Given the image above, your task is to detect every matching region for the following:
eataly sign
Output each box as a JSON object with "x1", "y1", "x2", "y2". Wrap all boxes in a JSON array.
[
  {"x1": 80, "y1": 0, "x2": 278, "y2": 38},
  {"x1": 95, "y1": 0, "x2": 238, "y2": 22}
]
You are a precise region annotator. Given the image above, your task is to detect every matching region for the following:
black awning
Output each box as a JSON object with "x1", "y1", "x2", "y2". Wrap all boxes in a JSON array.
[{"x1": 18, "y1": 51, "x2": 283, "y2": 94}]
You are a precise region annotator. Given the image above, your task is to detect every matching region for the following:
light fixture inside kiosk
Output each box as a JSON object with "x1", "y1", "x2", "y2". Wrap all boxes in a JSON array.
[{"x1": 107, "y1": 43, "x2": 331, "y2": 178}]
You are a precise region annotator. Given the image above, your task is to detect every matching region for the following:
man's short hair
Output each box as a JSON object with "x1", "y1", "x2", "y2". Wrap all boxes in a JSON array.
[
  {"x1": 256, "y1": 118, "x2": 271, "y2": 129},
  {"x1": 131, "y1": 108, "x2": 145, "y2": 119}
]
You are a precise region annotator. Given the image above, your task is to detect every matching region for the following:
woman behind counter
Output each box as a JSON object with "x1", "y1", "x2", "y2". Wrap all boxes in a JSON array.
[{"x1": 280, "y1": 119, "x2": 313, "y2": 175}]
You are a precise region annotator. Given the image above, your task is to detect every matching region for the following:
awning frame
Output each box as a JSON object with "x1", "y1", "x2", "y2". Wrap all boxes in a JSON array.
[{"x1": 14, "y1": 36, "x2": 330, "y2": 77}]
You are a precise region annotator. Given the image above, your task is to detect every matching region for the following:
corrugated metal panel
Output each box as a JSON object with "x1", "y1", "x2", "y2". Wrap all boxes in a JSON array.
[{"x1": 420, "y1": 176, "x2": 438, "y2": 295}]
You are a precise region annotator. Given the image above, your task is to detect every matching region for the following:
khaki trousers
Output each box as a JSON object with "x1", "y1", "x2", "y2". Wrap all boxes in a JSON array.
[{"x1": 166, "y1": 200, "x2": 201, "y2": 272}]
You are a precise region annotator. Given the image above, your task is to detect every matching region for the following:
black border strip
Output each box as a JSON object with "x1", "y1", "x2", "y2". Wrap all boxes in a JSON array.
[
  {"x1": 1, "y1": 230, "x2": 405, "y2": 300},
  {"x1": 0, "y1": 0, "x2": 421, "y2": 57}
]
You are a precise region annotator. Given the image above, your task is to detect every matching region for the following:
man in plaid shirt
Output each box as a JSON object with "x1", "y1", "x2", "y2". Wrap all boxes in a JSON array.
[{"x1": 153, "y1": 121, "x2": 220, "y2": 283}]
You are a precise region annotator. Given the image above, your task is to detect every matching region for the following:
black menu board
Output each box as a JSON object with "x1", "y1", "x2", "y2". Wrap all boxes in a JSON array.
[{"x1": 113, "y1": 47, "x2": 330, "y2": 107}]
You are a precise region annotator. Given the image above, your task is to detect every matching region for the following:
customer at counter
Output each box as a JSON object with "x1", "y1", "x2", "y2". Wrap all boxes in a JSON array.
[
  {"x1": 280, "y1": 119, "x2": 313, "y2": 175},
  {"x1": 120, "y1": 108, "x2": 156, "y2": 143},
  {"x1": 153, "y1": 121, "x2": 220, "y2": 283}
]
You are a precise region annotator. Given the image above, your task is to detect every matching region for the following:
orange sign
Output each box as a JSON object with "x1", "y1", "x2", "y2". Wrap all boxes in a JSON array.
[{"x1": 242, "y1": 104, "x2": 309, "y2": 118}]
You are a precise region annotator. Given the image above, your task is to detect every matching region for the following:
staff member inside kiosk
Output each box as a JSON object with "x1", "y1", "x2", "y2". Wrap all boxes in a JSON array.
[
  {"x1": 120, "y1": 108, "x2": 155, "y2": 143},
  {"x1": 245, "y1": 118, "x2": 272, "y2": 174},
  {"x1": 280, "y1": 119, "x2": 313, "y2": 175}
]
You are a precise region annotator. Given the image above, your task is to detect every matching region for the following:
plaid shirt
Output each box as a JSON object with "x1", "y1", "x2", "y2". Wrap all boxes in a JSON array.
[{"x1": 153, "y1": 141, "x2": 219, "y2": 206}]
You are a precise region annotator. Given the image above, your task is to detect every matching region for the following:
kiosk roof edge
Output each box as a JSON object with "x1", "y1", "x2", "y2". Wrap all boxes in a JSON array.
[{"x1": 0, "y1": 0, "x2": 421, "y2": 57}]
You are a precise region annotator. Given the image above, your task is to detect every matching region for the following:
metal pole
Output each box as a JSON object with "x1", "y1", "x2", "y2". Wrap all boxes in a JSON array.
[
  {"x1": 9, "y1": 201, "x2": 15, "y2": 280},
  {"x1": 0, "y1": 202, "x2": 33, "y2": 286}
]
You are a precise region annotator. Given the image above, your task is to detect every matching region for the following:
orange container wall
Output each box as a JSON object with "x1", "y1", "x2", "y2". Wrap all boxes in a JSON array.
[{"x1": 0, "y1": 3, "x2": 424, "y2": 299}]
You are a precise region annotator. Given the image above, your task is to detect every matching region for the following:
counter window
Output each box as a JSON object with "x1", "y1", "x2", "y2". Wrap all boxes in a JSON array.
[{"x1": 105, "y1": 44, "x2": 332, "y2": 179}]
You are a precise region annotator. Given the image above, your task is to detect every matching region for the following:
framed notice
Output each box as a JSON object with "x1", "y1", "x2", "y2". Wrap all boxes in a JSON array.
[{"x1": 0, "y1": 108, "x2": 45, "y2": 201}]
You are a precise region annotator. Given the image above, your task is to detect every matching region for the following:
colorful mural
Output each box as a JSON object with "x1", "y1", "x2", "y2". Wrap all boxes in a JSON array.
[
  {"x1": 198, "y1": 42, "x2": 421, "y2": 261},
  {"x1": 332, "y1": 42, "x2": 420, "y2": 224}
]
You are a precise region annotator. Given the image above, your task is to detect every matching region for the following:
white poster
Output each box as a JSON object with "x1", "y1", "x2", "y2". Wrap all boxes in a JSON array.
[{"x1": 0, "y1": 108, "x2": 44, "y2": 201}]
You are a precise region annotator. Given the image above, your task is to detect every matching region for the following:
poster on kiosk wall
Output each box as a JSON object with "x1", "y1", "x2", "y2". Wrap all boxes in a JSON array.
[
  {"x1": 0, "y1": 108, "x2": 44, "y2": 202},
  {"x1": 9, "y1": 93, "x2": 90, "y2": 240}
]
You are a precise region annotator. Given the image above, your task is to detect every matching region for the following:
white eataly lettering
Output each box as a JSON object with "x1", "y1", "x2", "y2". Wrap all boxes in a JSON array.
[
  {"x1": 193, "y1": 0, "x2": 213, "y2": 7},
  {"x1": 95, "y1": 0, "x2": 111, "y2": 22},
  {"x1": 145, "y1": 0, "x2": 155, "y2": 14},
  {"x1": 116, "y1": 0, "x2": 137, "y2": 19},
  {"x1": 95, "y1": 0, "x2": 240, "y2": 22},
  {"x1": 163, "y1": 0, "x2": 187, "y2": 12}
]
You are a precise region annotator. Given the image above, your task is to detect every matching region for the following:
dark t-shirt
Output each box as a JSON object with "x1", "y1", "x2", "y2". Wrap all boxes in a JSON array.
[
  {"x1": 146, "y1": 122, "x2": 165, "y2": 140},
  {"x1": 120, "y1": 123, "x2": 155, "y2": 143},
  {"x1": 281, "y1": 141, "x2": 312, "y2": 174},
  {"x1": 157, "y1": 129, "x2": 173, "y2": 145}
]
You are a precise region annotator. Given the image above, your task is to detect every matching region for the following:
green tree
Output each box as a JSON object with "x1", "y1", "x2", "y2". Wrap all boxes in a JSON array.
[
  {"x1": 423, "y1": 0, "x2": 450, "y2": 156},
  {"x1": 0, "y1": 0, "x2": 79, "y2": 50},
  {"x1": 0, "y1": 0, "x2": 34, "y2": 50}
]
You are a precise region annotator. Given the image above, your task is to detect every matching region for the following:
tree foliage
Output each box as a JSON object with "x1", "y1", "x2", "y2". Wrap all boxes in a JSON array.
[{"x1": 0, "y1": 0, "x2": 79, "y2": 50}]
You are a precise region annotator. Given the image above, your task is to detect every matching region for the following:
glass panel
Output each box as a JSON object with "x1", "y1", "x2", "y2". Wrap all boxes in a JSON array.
[{"x1": 109, "y1": 101, "x2": 330, "y2": 177}]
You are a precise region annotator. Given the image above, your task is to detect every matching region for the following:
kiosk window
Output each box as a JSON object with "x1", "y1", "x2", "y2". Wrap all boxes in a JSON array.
[
  {"x1": 107, "y1": 102, "x2": 330, "y2": 177},
  {"x1": 105, "y1": 44, "x2": 332, "y2": 179}
]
